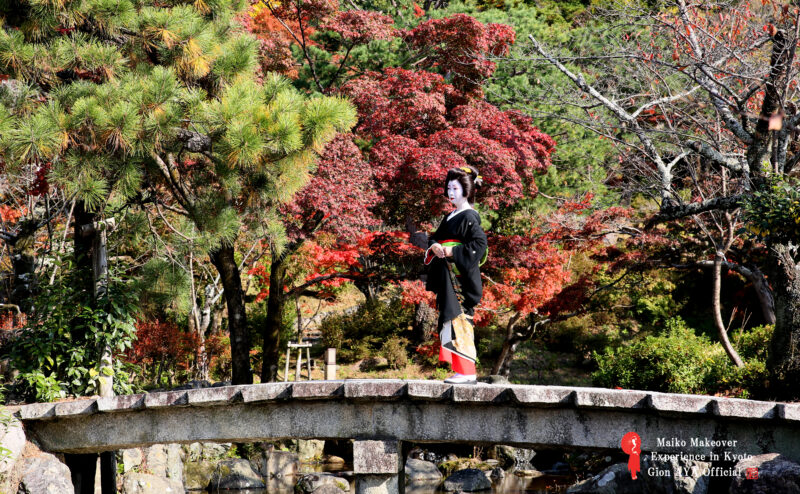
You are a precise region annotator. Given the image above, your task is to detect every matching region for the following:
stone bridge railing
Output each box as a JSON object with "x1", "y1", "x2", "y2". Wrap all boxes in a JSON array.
[{"x1": 10, "y1": 380, "x2": 800, "y2": 493}]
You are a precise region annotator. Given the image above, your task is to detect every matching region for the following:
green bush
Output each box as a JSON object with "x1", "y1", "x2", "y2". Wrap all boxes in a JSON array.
[
  {"x1": 318, "y1": 298, "x2": 414, "y2": 363},
  {"x1": 382, "y1": 336, "x2": 409, "y2": 369},
  {"x1": 592, "y1": 317, "x2": 768, "y2": 397},
  {"x1": 6, "y1": 260, "x2": 139, "y2": 401}
]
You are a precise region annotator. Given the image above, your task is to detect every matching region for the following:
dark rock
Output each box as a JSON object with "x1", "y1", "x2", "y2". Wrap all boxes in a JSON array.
[
  {"x1": 547, "y1": 461, "x2": 570, "y2": 474},
  {"x1": 729, "y1": 453, "x2": 800, "y2": 494},
  {"x1": 406, "y1": 458, "x2": 443, "y2": 481},
  {"x1": 443, "y1": 468, "x2": 491, "y2": 492},
  {"x1": 16, "y1": 453, "x2": 74, "y2": 494},
  {"x1": 172, "y1": 380, "x2": 212, "y2": 390},
  {"x1": 208, "y1": 458, "x2": 265, "y2": 490},
  {"x1": 183, "y1": 460, "x2": 216, "y2": 490},
  {"x1": 296, "y1": 473, "x2": 350, "y2": 493}
]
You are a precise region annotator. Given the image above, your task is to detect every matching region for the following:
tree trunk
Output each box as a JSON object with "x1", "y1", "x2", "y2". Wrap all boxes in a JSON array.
[
  {"x1": 8, "y1": 220, "x2": 37, "y2": 313},
  {"x1": 765, "y1": 243, "x2": 800, "y2": 400},
  {"x1": 712, "y1": 252, "x2": 744, "y2": 367},
  {"x1": 209, "y1": 242, "x2": 252, "y2": 385},
  {"x1": 262, "y1": 255, "x2": 288, "y2": 383},
  {"x1": 491, "y1": 315, "x2": 522, "y2": 376},
  {"x1": 72, "y1": 201, "x2": 96, "y2": 318}
]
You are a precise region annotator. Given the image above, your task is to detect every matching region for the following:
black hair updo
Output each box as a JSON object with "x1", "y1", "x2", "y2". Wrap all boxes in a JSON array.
[{"x1": 444, "y1": 165, "x2": 481, "y2": 203}]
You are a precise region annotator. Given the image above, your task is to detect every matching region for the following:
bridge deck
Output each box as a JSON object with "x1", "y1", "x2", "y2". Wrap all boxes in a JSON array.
[{"x1": 10, "y1": 381, "x2": 800, "y2": 460}]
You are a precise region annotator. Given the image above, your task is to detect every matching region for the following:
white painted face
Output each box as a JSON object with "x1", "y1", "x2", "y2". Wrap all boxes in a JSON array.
[{"x1": 447, "y1": 179, "x2": 467, "y2": 207}]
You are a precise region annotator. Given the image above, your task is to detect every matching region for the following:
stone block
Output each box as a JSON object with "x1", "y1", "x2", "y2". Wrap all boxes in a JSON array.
[
  {"x1": 712, "y1": 397, "x2": 777, "y2": 419},
  {"x1": 344, "y1": 380, "x2": 406, "y2": 400},
  {"x1": 648, "y1": 392, "x2": 715, "y2": 415},
  {"x1": 241, "y1": 383, "x2": 292, "y2": 403},
  {"x1": 574, "y1": 388, "x2": 649, "y2": 409},
  {"x1": 777, "y1": 403, "x2": 800, "y2": 421},
  {"x1": 186, "y1": 386, "x2": 242, "y2": 406},
  {"x1": 452, "y1": 385, "x2": 510, "y2": 403},
  {"x1": 54, "y1": 399, "x2": 97, "y2": 417},
  {"x1": 353, "y1": 440, "x2": 400, "y2": 474},
  {"x1": 508, "y1": 385, "x2": 574, "y2": 406},
  {"x1": 97, "y1": 393, "x2": 145, "y2": 413},
  {"x1": 18, "y1": 402, "x2": 56, "y2": 421},
  {"x1": 407, "y1": 381, "x2": 453, "y2": 400},
  {"x1": 292, "y1": 381, "x2": 344, "y2": 399},
  {"x1": 143, "y1": 390, "x2": 188, "y2": 409},
  {"x1": 209, "y1": 458, "x2": 265, "y2": 490}
]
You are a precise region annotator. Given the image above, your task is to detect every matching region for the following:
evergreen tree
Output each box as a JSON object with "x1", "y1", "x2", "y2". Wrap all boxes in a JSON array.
[{"x1": 0, "y1": 0, "x2": 355, "y2": 385}]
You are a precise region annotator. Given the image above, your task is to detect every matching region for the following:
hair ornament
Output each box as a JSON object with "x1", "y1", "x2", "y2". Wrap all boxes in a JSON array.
[
  {"x1": 459, "y1": 166, "x2": 473, "y2": 175},
  {"x1": 475, "y1": 175, "x2": 483, "y2": 187}
]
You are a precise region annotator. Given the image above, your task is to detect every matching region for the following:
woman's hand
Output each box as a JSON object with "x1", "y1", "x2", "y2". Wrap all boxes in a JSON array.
[{"x1": 431, "y1": 243, "x2": 453, "y2": 258}]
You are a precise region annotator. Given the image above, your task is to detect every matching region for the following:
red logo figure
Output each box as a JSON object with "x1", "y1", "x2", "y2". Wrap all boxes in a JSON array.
[
  {"x1": 746, "y1": 467, "x2": 759, "y2": 480},
  {"x1": 620, "y1": 432, "x2": 642, "y2": 479}
]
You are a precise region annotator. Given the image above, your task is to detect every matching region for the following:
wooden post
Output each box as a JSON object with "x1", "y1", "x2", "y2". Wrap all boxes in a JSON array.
[
  {"x1": 324, "y1": 348, "x2": 337, "y2": 380},
  {"x1": 286, "y1": 342, "x2": 313, "y2": 381},
  {"x1": 284, "y1": 347, "x2": 291, "y2": 382}
]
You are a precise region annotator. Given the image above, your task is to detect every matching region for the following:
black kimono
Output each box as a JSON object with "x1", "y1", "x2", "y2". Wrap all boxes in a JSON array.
[{"x1": 425, "y1": 209, "x2": 487, "y2": 374}]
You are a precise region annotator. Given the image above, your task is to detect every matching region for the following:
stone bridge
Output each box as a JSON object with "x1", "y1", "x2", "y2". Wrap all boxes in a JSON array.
[{"x1": 10, "y1": 380, "x2": 800, "y2": 492}]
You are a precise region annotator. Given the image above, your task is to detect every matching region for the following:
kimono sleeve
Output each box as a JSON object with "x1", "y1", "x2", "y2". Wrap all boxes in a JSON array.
[{"x1": 452, "y1": 211, "x2": 487, "y2": 271}]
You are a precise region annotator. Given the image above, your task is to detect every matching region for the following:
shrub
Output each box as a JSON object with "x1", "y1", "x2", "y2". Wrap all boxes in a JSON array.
[
  {"x1": 6, "y1": 261, "x2": 139, "y2": 401},
  {"x1": 124, "y1": 319, "x2": 199, "y2": 387},
  {"x1": 592, "y1": 317, "x2": 768, "y2": 397},
  {"x1": 318, "y1": 298, "x2": 414, "y2": 363},
  {"x1": 382, "y1": 336, "x2": 409, "y2": 369}
]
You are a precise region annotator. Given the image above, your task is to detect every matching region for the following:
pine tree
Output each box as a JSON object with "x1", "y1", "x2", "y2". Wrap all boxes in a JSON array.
[{"x1": 0, "y1": 0, "x2": 355, "y2": 385}]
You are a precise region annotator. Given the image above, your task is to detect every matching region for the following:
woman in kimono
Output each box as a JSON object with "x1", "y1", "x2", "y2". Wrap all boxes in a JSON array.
[{"x1": 424, "y1": 166, "x2": 488, "y2": 384}]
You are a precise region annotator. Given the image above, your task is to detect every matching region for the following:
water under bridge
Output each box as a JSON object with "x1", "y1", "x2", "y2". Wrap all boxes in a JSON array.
[{"x1": 9, "y1": 380, "x2": 800, "y2": 492}]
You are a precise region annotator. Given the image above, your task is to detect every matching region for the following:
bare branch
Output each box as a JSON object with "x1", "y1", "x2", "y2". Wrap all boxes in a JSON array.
[
  {"x1": 647, "y1": 194, "x2": 744, "y2": 225},
  {"x1": 687, "y1": 141, "x2": 747, "y2": 173}
]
